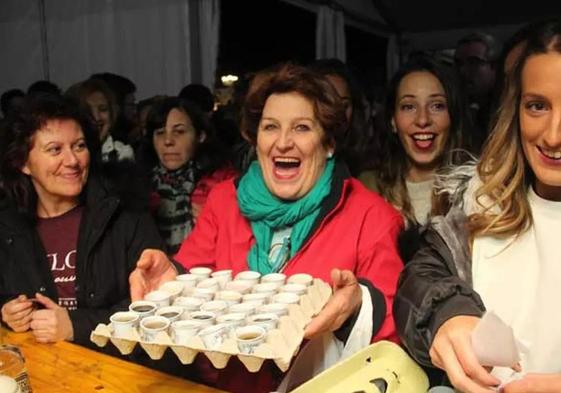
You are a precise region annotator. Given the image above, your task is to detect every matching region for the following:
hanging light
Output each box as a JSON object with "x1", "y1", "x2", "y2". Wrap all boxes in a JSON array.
[{"x1": 221, "y1": 74, "x2": 239, "y2": 86}]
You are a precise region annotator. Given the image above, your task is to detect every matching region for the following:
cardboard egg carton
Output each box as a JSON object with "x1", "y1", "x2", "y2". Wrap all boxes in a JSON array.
[{"x1": 90, "y1": 277, "x2": 332, "y2": 372}]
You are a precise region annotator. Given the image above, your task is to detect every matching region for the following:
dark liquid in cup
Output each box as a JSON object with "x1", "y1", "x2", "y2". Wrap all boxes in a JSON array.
[
  {"x1": 238, "y1": 332, "x2": 260, "y2": 340},
  {"x1": 144, "y1": 321, "x2": 166, "y2": 329},
  {"x1": 132, "y1": 305, "x2": 154, "y2": 312},
  {"x1": 193, "y1": 315, "x2": 211, "y2": 320},
  {"x1": 160, "y1": 312, "x2": 179, "y2": 319}
]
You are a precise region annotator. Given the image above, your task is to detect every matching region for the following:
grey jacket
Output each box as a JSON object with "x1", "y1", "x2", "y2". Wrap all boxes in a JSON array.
[{"x1": 393, "y1": 169, "x2": 487, "y2": 366}]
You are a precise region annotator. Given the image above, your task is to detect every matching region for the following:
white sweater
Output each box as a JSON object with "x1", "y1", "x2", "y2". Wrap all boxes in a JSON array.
[{"x1": 472, "y1": 187, "x2": 561, "y2": 373}]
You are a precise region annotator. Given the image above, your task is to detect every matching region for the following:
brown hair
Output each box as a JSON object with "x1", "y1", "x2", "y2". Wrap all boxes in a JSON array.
[{"x1": 241, "y1": 63, "x2": 347, "y2": 151}]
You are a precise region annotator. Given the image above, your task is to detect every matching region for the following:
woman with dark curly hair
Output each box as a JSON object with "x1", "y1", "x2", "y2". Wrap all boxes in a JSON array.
[{"x1": 0, "y1": 94, "x2": 163, "y2": 348}]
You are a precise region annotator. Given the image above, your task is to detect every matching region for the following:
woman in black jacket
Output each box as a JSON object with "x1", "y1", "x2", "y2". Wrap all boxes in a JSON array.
[{"x1": 0, "y1": 94, "x2": 164, "y2": 347}]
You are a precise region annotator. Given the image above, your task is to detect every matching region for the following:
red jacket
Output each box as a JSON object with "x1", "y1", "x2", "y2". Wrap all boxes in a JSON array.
[{"x1": 175, "y1": 167, "x2": 404, "y2": 392}]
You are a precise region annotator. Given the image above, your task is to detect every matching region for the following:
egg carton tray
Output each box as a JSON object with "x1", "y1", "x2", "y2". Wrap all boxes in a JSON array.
[{"x1": 90, "y1": 278, "x2": 332, "y2": 372}]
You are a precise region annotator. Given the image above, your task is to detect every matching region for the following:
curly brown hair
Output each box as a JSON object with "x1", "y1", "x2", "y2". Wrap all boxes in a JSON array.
[{"x1": 241, "y1": 63, "x2": 348, "y2": 151}]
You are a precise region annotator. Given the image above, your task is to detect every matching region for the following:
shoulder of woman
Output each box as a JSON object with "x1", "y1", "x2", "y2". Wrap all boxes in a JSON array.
[
  {"x1": 90, "y1": 162, "x2": 150, "y2": 211},
  {"x1": 345, "y1": 178, "x2": 402, "y2": 220},
  {"x1": 356, "y1": 169, "x2": 380, "y2": 193}
]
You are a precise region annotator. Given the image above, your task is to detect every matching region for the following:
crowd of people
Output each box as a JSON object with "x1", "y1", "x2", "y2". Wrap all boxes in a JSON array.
[{"x1": 1, "y1": 17, "x2": 560, "y2": 393}]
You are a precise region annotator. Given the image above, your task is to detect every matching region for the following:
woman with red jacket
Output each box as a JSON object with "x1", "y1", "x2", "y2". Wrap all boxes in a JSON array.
[{"x1": 129, "y1": 63, "x2": 404, "y2": 392}]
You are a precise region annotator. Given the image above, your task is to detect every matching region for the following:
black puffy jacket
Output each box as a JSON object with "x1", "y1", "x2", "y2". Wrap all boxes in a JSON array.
[
  {"x1": 0, "y1": 174, "x2": 164, "y2": 347},
  {"x1": 393, "y1": 207, "x2": 486, "y2": 366}
]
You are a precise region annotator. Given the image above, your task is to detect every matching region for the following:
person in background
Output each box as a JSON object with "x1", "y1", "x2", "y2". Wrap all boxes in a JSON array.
[
  {"x1": 454, "y1": 32, "x2": 502, "y2": 152},
  {"x1": 359, "y1": 56, "x2": 471, "y2": 228},
  {"x1": 394, "y1": 19, "x2": 561, "y2": 393},
  {"x1": 1, "y1": 89, "x2": 25, "y2": 118},
  {"x1": 309, "y1": 58, "x2": 371, "y2": 176},
  {"x1": 178, "y1": 83, "x2": 215, "y2": 118},
  {"x1": 90, "y1": 72, "x2": 138, "y2": 143},
  {"x1": 128, "y1": 63, "x2": 404, "y2": 393},
  {"x1": 0, "y1": 94, "x2": 163, "y2": 348},
  {"x1": 141, "y1": 97, "x2": 236, "y2": 254},
  {"x1": 27, "y1": 80, "x2": 62, "y2": 98},
  {"x1": 66, "y1": 79, "x2": 135, "y2": 163}
]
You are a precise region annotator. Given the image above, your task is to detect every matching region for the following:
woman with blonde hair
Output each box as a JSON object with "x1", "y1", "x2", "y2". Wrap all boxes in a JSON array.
[
  {"x1": 66, "y1": 78, "x2": 134, "y2": 162},
  {"x1": 394, "y1": 19, "x2": 561, "y2": 393}
]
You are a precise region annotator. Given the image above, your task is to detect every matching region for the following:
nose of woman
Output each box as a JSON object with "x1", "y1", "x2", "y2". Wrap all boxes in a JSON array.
[
  {"x1": 63, "y1": 147, "x2": 80, "y2": 167},
  {"x1": 414, "y1": 106, "x2": 432, "y2": 128},
  {"x1": 275, "y1": 127, "x2": 295, "y2": 151},
  {"x1": 163, "y1": 132, "x2": 176, "y2": 146}
]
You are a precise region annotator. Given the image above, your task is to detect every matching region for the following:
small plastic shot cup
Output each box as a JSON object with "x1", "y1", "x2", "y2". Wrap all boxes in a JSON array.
[
  {"x1": 110, "y1": 311, "x2": 139, "y2": 338},
  {"x1": 159, "y1": 281, "x2": 185, "y2": 301},
  {"x1": 173, "y1": 296, "x2": 204, "y2": 314},
  {"x1": 247, "y1": 313, "x2": 279, "y2": 332},
  {"x1": 129, "y1": 300, "x2": 157, "y2": 320},
  {"x1": 144, "y1": 290, "x2": 171, "y2": 308},
  {"x1": 235, "y1": 325, "x2": 267, "y2": 354},
  {"x1": 140, "y1": 316, "x2": 170, "y2": 342},
  {"x1": 200, "y1": 300, "x2": 229, "y2": 316},
  {"x1": 271, "y1": 292, "x2": 300, "y2": 305},
  {"x1": 189, "y1": 266, "x2": 212, "y2": 280},
  {"x1": 155, "y1": 305, "x2": 185, "y2": 323},
  {"x1": 279, "y1": 283, "x2": 307, "y2": 296},
  {"x1": 234, "y1": 270, "x2": 261, "y2": 286},
  {"x1": 287, "y1": 273, "x2": 313, "y2": 287},
  {"x1": 211, "y1": 269, "x2": 233, "y2": 289},
  {"x1": 199, "y1": 324, "x2": 229, "y2": 349},
  {"x1": 170, "y1": 320, "x2": 202, "y2": 345}
]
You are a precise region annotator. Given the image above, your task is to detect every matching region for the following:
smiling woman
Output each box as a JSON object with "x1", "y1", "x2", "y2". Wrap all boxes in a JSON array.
[
  {"x1": 128, "y1": 63, "x2": 405, "y2": 393},
  {"x1": 394, "y1": 19, "x2": 561, "y2": 393},
  {"x1": 21, "y1": 119, "x2": 90, "y2": 217},
  {"x1": 255, "y1": 92, "x2": 333, "y2": 201},
  {"x1": 359, "y1": 56, "x2": 472, "y2": 226},
  {"x1": 0, "y1": 94, "x2": 164, "y2": 349}
]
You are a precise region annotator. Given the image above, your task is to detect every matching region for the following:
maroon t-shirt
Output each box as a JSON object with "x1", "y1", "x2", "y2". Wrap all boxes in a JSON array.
[{"x1": 36, "y1": 205, "x2": 84, "y2": 310}]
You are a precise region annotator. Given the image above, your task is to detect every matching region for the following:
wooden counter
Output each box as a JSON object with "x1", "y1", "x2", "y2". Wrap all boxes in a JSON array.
[{"x1": 1, "y1": 328, "x2": 225, "y2": 393}]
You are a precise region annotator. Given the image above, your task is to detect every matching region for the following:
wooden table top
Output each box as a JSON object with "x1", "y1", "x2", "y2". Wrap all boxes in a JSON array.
[{"x1": 1, "y1": 328, "x2": 225, "y2": 393}]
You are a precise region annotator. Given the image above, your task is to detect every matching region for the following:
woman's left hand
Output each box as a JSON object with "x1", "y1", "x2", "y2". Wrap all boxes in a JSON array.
[
  {"x1": 502, "y1": 373, "x2": 561, "y2": 393},
  {"x1": 29, "y1": 293, "x2": 74, "y2": 343},
  {"x1": 304, "y1": 269, "x2": 362, "y2": 340}
]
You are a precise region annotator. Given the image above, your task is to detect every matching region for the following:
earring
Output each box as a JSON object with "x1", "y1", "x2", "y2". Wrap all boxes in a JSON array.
[{"x1": 326, "y1": 151, "x2": 333, "y2": 159}]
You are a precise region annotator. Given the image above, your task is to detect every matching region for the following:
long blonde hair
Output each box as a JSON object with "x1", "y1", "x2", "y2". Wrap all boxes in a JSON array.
[{"x1": 469, "y1": 20, "x2": 561, "y2": 238}]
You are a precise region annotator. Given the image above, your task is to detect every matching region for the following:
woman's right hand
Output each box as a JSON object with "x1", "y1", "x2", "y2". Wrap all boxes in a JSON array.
[
  {"x1": 430, "y1": 315, "x2": 499, "y2": 393},
  {"x1": 1, "y1": 295, "x2": 33, "y2": 332},
  {"x1": 129, "y1": 249, "x2": 178, "y2": 301}
]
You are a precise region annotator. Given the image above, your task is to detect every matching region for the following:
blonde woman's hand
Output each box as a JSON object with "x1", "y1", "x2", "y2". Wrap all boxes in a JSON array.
[
  {"x1": 1, "y1": 295, "x2": 33, "y2": 332},
  {"x1": 29, "y1": 293, "x2": 74, "y2": 343},
  {"x1": 304, "y1": 269, "x2": 362, "y2": 340},
  {"x1": 430, "y1": 315, "x2": 499, "y2": 393},
  {"x1": 129, "y1": 249, "x2": 177, "y2": 301}
]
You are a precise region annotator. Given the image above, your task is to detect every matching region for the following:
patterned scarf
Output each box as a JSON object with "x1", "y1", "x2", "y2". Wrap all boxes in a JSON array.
[{"x1": 151, "y1": 162, "x2": 199, "y2": 253}]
